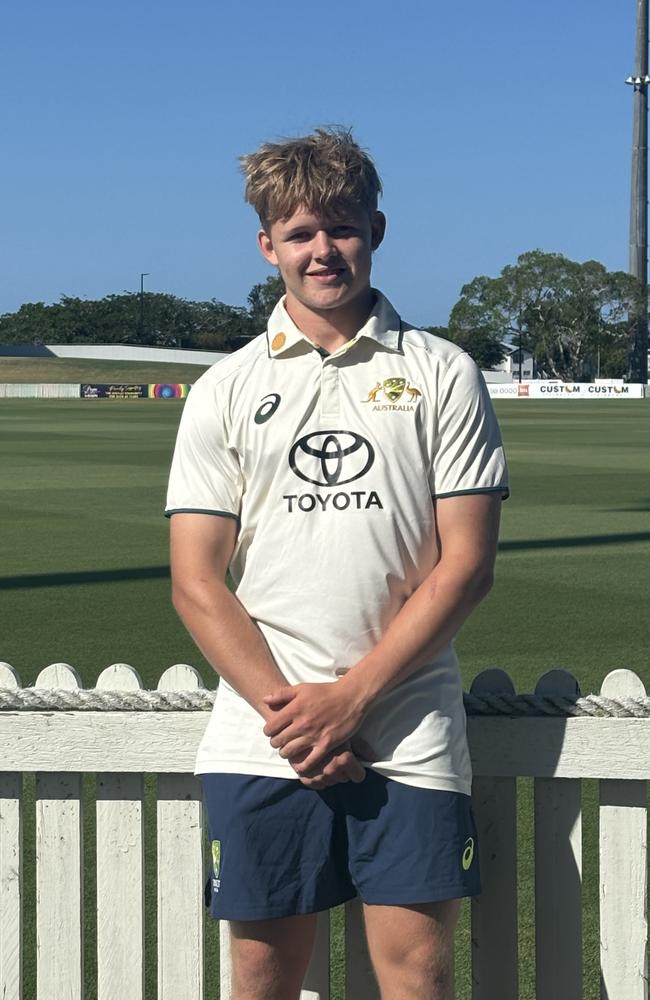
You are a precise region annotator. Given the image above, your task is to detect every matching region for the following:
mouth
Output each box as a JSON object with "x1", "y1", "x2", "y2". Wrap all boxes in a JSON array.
[{"x1": 306, "y1": 267, "x2": 346, "y2": 283}]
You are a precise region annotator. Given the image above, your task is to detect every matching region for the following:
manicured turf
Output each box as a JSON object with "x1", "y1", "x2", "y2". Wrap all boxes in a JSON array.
[
  {"x1": 2, "y1": 397, "x2": 649, "y2": 999},
  {"x1": 0, "y1": 356, "x2": 210, "y2": 383},
  {"x1": 458, "y1": 401, "x2": 650, "y2": 692},
  {"x1": 2, "y1": 398, "x2": 648, "y2": 693}
]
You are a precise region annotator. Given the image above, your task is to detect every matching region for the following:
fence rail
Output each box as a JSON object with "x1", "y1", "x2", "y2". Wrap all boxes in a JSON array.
[{"x1": 0, "y1": 661, "x2": 648, "y2": 999}]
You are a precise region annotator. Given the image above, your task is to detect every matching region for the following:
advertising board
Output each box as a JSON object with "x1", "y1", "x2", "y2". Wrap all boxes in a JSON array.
[
  {"x1": 487, "y1": 382, "x2": 645, "y2": 399},
  {"x1": 80, "y1": 383, "x2": 191, "y2": 399}
]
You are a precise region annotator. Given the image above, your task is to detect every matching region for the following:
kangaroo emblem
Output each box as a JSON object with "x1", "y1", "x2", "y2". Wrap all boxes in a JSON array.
[{"x1": 363, "y1": 383, "x2": 383, "y2": 403}]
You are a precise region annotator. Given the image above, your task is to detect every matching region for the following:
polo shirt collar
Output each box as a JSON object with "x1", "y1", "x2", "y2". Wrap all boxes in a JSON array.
[
  {"x1": 358, "y1": 290, "x2": 403, "y2": 352},
  {"x1": 265, "y1": 299, "x2": 308, "y2": 357},
  {"x1": 265, "y1": 289, "x2": 403, "y2": 358}
]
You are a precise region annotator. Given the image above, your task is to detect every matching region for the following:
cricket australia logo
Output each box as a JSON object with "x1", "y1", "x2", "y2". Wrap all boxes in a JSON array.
[
  {"x1": 211, "y1": 840, "x2": 222, "y2": 894},
  {"x1": 284, "y1": 430, "x2": 382, "y2": 513},
  {"x1": 362, "y1": 377, "x2": 422, "y2": 411}
]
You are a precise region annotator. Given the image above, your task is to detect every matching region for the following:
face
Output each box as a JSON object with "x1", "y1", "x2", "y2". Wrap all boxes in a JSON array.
[{"x1": 257, "y1": 204, "x2": 385, "y2": 321}]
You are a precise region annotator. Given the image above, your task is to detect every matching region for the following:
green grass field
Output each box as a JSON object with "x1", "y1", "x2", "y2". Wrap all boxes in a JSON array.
[
  {"x1": 0, "y1": 355, "x2": 211, "y2": 383},
  {"x1": 1, "y1": 397, "x2": 649, "y2": 999},
  {"x1": 2, "y1": 398, "x2": 648, "y2": 690}
]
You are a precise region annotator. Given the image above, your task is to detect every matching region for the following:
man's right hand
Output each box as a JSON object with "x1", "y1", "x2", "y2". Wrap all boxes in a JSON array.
[
  {"x1": 291, "y1": 735, "x2": 379, "y2": 789},
  {"x1": 291, "y1": 742, "x2": 366, "y2": 789}
]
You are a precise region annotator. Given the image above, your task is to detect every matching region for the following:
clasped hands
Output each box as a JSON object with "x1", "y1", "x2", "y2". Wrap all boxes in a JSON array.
[{"x1": 262, "y1": 678, "x2": 372, "y2": 789}]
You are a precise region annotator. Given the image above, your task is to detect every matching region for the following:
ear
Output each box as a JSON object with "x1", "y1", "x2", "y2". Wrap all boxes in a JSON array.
[
  {"x1": 257, "y1": 228, "x2": 279, "y2": 266},
  {"x1": 371, "y1": 211, "x2": 386, "y2": 251}
]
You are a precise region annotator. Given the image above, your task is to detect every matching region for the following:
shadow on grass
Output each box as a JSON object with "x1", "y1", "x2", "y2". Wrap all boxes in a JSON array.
[
  {"x1": 0, "y1": 565, "x2": 171, "y2": 589},
  {"x1": 2, "y1": 531, "x2": 650, "y2": 591},
  {"x1": 499, "y1": 531, "x2": 650, "y2": 552}
]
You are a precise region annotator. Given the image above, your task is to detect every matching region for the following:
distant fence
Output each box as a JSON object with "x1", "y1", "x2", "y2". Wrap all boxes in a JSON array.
[
  {"x1": 1, "y1": 662, "x2": 648, "y2": 999},
  {"x1": 488, "y1": 381, "x2": 647, "y2": 398},
  {"x1": 0, "y1": 383, "x2": 191, "y2": 399},
  {"x1": 2, "y1": 380, "x2": 648, "y2": 400},
  {"x1": 0, "y1": 383, "x2": 80, "y2": 399}
]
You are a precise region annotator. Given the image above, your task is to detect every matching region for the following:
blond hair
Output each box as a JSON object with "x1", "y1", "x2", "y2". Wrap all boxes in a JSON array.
[{"x1": 240, "y1": 127, "x2": 382, "y2": 230}]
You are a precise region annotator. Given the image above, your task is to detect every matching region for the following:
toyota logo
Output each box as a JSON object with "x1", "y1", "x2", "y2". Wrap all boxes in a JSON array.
[{"x1": 289, "y1": 431, "x2": 375, "y2": 487}]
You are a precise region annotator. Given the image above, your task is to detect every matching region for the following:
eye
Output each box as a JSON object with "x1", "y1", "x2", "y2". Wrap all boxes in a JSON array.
[
  {"x1": 330, "y1": 225, "x2": 357, "y2": 238},
  {"x1": 287, "y1": 231, "x2": 310, "y2": 241}
]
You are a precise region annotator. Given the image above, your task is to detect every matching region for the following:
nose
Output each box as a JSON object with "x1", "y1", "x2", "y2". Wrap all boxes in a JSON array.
[{"x1": 312, "y1": 229, "x2": 337, "y2": 259}]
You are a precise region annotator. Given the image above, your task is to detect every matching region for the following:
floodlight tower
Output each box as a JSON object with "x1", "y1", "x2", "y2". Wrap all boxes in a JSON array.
[{"x1": 626, "y1": 0, "x2": 650, "y2": 383}]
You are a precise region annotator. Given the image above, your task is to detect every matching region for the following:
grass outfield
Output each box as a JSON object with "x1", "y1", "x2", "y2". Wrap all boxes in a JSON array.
[
  {"x1": 0, "y1": 355, "x2": 210, "y2": 383},
  {"x1": 2, "y1": 397, "x2": 649, "y2": 999},
  {"x1": 2, "y1": 398, "x2": 648, "y2": 688}
]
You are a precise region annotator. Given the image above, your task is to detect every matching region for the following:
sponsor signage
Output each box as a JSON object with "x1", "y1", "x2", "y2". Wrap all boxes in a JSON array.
[
  {"x1": 283, "y1": 429, "x2": 383, "y2": 513},
  {"x1": 148, "y1": 383, "x2": 190, "y2": 399},
  {"x1": 487, "y1": 382, "x2": 645, "y2": 399},
  {"x1": 81, "y1": 383, "x2": 191, "y2": 399}
]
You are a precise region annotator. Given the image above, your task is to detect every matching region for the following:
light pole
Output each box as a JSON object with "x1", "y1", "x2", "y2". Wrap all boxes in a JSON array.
[
  {"x1": 626, "y1": 0, "x2": 649, "y2": 383},
  {"x1": 139, "y1": 272, "x2": 150, "y2": 339}
]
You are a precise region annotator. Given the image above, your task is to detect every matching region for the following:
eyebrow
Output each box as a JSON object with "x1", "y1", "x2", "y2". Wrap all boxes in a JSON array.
[{"x1": 283, "y1": 218, "x2": 357, "y2": 237}]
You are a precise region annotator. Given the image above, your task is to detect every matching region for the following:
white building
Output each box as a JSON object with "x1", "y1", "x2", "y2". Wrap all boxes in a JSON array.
[{"x1": 490, "y1": 344, "x2": 535, "y2": 381}]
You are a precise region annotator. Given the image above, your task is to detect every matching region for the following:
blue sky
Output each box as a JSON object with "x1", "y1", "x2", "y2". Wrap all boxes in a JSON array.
[{"x1": 0, "y1": 0, "x2": 636, "y2": 325}]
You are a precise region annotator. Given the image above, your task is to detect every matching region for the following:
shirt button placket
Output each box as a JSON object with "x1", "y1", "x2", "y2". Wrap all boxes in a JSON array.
[{"x1": 320, "y1": 360, "x2": 339, "y2": 418}]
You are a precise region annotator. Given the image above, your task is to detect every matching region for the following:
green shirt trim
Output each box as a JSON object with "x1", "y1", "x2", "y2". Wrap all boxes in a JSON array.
[
  {"x1": 433, "y1": 486, "x2": 510, "y2": 500},
  {"x1": 164, "y1": 508, "x2": 241, "y2": 521}
]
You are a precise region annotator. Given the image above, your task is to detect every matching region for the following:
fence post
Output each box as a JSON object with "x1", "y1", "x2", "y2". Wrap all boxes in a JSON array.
[
  {"x1": 0, "y1": 662, "x2": 23, "y2": 1000},
  {"x1": 470, "y1": 668, "x2": 518, "y2": 1000},
  {"x1": 599, "y1": 669, "x2": 648, "y2": 1000},
  {"x1": 534, "y1": 669, "x2": 583, "y2": 1000},
  {"x1": 34, "y1": 663, "x2": 84, "y2": 1000},
  {"x1": 345, "y1": 897, "x2": 380, "y2": 999},
  {"x1": 157, "y1": 665, "x2": 205, "y2": 1000},
  {"x1": 95, "y1": 663, "x2": 145, "y2": 1000},
  {"x1": 301, "y1": 911, "x2": 331, "y2": 999}
]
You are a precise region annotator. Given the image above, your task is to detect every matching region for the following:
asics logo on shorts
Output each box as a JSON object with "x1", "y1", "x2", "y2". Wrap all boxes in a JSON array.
[{"x1": 462, "y1": 837, "x2": 475, "y2": 871}]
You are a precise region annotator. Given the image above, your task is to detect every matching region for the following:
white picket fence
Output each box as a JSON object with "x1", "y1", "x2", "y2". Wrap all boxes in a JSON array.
[{"x1": 0, "y1": 661, "x2": 648, "y2": 1000}]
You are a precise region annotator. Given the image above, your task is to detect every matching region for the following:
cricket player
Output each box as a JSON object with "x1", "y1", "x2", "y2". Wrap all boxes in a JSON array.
[{"x1": 166, "y1": 127, "x2": 508, "y2": 1000}]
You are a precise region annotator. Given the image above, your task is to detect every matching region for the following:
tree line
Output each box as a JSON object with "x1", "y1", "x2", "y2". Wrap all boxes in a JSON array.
[
  {"x1": 0, "y1": 275, "x2": 286, "y2": 354},
  {"x1": 0, "y1": 251, "x2": 641, "y2": 379}
]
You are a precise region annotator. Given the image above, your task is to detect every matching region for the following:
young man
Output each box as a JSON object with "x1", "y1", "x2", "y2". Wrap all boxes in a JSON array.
[{"x1": 166, "y1": 127, "x2": 508, "y2": 1000}]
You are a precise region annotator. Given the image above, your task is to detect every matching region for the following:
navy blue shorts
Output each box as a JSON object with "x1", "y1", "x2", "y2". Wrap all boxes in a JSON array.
[{"x1": 201, "y1": 769, "x2": 480, "y2": 920}]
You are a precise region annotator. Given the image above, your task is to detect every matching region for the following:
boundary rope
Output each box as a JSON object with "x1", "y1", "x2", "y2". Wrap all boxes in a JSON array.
[{"x1": 0, "y1": 688, "x2": 649, "y2": 717}]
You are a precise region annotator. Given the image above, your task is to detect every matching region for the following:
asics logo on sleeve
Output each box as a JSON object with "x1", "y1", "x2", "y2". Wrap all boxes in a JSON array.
[{"x1": 254, "y1": 393, "x2": 281, "y2": 424}]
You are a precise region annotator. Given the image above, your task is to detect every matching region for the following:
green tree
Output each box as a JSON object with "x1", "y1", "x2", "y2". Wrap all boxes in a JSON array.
[
  {"x1": 446, "y1": 278, "x2": 509, "y2": 369},
  {"x1": 448, "y1": 251, "x2": 640, "y2": 380},
  {"x1": 191, "y1": 300, "x2": 253, "y2": 350},
  {"x1": 0, "y1": 302, "x2": 59, "y2": 343},
  {"x1": 247, "y1": 274, "x2": 285, "y2": 331}
]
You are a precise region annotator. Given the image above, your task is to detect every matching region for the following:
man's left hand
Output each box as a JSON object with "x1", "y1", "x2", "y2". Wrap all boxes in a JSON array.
[{"x1": 262, "y1": 679, "x2": 367, "y2": 775}]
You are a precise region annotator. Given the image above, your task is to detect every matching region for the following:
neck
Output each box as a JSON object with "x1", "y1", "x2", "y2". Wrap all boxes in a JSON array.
[{"x1": 284, "y1": 290, "x2": 376, "y2": 352}]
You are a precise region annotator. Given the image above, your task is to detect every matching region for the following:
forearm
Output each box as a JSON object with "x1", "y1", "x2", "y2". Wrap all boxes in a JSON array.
[
  {"x1": 262, "y1": 561, "x2": 493, "y2": 773},
  {"x1": 261, "y1": 496, "x2": 501, "y2": 775},
  {"x1": 341, "y1": 562, "x2": 493, "y2": 710},
  {"x1": 172, "y1": 577, "x2": 286, "y2": 722}
]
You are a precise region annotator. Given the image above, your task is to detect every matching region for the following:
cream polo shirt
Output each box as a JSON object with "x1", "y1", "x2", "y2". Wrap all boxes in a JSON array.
[{"x1": 166, "y1": 291, "x2": 508, "y2": 793}]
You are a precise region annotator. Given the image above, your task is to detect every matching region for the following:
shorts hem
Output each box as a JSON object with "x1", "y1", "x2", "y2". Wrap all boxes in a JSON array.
[
  {"x1": 359, "y1": 882, "x2": 481, "y2": 906},
  {"x1": 196, "y1": 763, "x2": 471, "y2": 795},
  {"x1": 210, "y1": 891, "x2": 357, "y2": 922}
]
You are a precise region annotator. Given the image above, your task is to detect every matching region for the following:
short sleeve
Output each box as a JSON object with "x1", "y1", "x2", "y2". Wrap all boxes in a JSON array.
[
  {"x1": 165, "y1": 374, "x2": 243, "y2": 519},
  {"x1": 430, "y1": 352, "x2": 509, "y2": 499}
]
